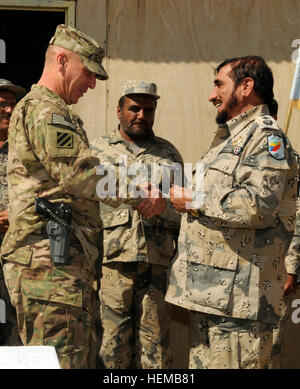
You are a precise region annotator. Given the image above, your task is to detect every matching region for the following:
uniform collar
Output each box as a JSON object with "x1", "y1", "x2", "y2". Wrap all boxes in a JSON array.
[
  {"x1": 31, "y1": 84, "x2": 68, "y2": 108},
  {"x1": 108, "y1": 127, "x2": 156, "y2": 148},
  {"x1": 226, "y1": 104, "x2": 270, "y2": 136},
  {"x1": 209, "y1": 124, "x2": 230, "y2": 149}
]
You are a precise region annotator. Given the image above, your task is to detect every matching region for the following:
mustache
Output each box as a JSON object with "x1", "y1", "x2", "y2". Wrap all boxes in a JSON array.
[
  {"x1": 0, "y1": 113, "x2": 11, "y2": 120},
  {"x1": 131, "y1": 120, "x2": 147, "y2": 125}
]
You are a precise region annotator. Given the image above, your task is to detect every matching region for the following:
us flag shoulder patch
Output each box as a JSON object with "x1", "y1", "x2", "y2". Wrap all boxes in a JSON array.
[
  {"x1": 56, "y1": 131, "x2": 74, "y2": 149},
  {"x1": 51, "y1": 113, "x2": 76, "y2": 131}
]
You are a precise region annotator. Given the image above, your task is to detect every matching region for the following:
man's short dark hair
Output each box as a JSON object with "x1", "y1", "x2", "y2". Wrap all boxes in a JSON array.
[{"x1": 215, "y1": 56, "x2": 274, "y2": 107}]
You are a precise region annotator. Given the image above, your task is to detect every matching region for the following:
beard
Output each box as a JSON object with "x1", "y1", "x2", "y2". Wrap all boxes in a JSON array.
[
  {"x1": 0, "y1": 112, "x2": 10, "y2": 121},
  {"x1": 215, "y1": 91, "x2": 238, "y2": 124},
  {"x1": 121, "y1": 120, "x2": 154, "y2": 142}
]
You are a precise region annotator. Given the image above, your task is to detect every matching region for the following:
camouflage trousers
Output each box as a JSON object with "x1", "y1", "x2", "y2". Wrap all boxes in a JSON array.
[
  {"x1": 189, "y1": 312, "x2": 282, "y2": 369},
  {"x1": 99, "y1": 261, "x2": 173, "y2": 369},
  {"x1": 2, "y1": 235, "x2": 98, "y2": 369},
  {"x1": 0, "y1": 264, "x2": 22, "y2": 346}
]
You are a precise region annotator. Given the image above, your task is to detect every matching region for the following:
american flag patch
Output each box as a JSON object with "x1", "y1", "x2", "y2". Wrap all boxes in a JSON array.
[
  {"x1": 56, "y1": 131, "x2": 74, "y2": 148},
  {"x1": 51, "y1": 113, "x2": 76, "y2": 130}
]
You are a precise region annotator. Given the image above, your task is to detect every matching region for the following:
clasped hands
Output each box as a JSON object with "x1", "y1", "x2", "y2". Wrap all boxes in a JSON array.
[{"x1": 134, "y1": 184, "x2": 192, "y2": 218}]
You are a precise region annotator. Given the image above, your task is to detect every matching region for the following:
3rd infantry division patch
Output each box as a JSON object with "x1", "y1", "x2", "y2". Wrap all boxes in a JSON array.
[{"x1": 56, "y1": 131, "x2": 74, "y2": 149}]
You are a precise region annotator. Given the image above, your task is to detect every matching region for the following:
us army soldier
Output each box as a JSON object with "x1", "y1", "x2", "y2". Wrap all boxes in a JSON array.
[
  {"x1": 0, "y1": 79, "x2": 26, "y2": 346},
  {"x1": 166, "y1": 56, "x2": 298, "y2": 369},
  {"x1": 90, "y1": 81, "x2": 183, "y2": 369},
  {"x1": 0, "y1": 26, "x2": 160, "y2": 369}
]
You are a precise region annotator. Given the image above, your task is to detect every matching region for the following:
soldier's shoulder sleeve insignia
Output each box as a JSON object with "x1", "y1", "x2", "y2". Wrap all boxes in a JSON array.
[
  {"x1": 56, "y1": 131, "x2": 74, "y2": 149},
  {"x1": 51, "y1": 113, "x2": 76, "y2": 131},
  {"x1": 268, "y1": 134, "x2": 285, "y2": 160}
]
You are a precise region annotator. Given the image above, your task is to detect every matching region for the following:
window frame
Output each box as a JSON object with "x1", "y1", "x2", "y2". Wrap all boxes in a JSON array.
[{"x1": 0, "y1": 0, "x2": 75, "y2": 26}]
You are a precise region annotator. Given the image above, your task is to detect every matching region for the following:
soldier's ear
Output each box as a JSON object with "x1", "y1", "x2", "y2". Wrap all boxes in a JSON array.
[
  {"x1": 117, "y1": 105, "x2": 122, "y2": 119},
  {"x1": 57, "y1": 52, "x2": 67, "y2": 69},
  {"x1": 241, "y1": 77, "x2": 254, "y2": 97}
]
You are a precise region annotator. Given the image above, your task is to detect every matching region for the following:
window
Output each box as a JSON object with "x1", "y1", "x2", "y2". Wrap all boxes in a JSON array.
[{"x1": 0, "y1": 1, "x2": 75, "y2": 92}]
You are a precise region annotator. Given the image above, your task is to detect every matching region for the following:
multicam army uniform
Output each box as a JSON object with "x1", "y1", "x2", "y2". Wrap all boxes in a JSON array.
[
  {"x1": 166, "y1": 105, "x2": 298, "y2": 369},
  {"x1": 0, "y1": 141, "x2": 21, "y2": 346},
  {"x1": 90, "y1": 130, "x2": 183, "y2": 369},
  {"x1": 0, "y1": 85, "x2": 136, "y2": 369},
  {"x1": 0, "y1": 142, "x2": 8, "y2": 212}
]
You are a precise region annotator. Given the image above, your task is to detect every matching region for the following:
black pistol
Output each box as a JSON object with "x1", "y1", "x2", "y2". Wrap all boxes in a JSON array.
[{"x1": 34, "y1": 197, "x2": 72, "y2": 265}]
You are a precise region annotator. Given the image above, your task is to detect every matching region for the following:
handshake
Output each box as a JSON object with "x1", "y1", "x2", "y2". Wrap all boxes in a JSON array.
[{"x1": 133, "y1": 183, "x2": 193, "y2": 218}]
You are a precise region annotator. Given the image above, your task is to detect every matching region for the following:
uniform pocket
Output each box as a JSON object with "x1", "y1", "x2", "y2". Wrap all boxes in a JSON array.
[
  {"x1": 185, "y1": 235, "x2": 238, "y2": 310},
  {"x1": 144, "y1": 223, "x2": 177, "y2": 259},
  {"x1": 21, "y1": 278, "x2": 83, "y2": 347},
  {"x1": 101, "y1": 208, "x2": 131, "y2": 259},
  {"x1": 21, "y1": 278, "x2": 82, "y2": 307},
  {"x1": 185, "y1": 259, "x2": 237, "y2": 310},
  {"x1": 1, "y1": 246, "x2": 33, "y2": 265},
  {"x1": 102, "y1": 208, "x2": 130, "y2": 229}
]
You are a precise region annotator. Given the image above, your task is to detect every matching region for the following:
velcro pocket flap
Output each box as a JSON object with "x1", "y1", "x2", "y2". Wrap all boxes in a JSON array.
[
  {"x1": 187, "y1": 234, "x2": 238, "y2": 271},
  {"x1": 21, "y1": 279, "x2": 82, "y2": 307},
  {"x1": 209, "y1": 154, "x2": 240, "y2": 175},
  {"x1": 102, "y1": 208, "x2": 130, "y2": 229},
  {"x1": 2, "y1": 246, "x2": 33, "y2": 265}
]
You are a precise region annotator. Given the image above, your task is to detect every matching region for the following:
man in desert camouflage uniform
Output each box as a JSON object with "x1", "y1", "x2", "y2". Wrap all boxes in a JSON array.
[
  {"x1": 90, "y1": 81, "x2": 183, "y2": 369},
  {"x1": 0, "y1": 79, "x2": 26, "y2": 346},
  {"x1": 0, "y1": 26, "x2": 163, "y2": 369},
  {"x1": 285, "y1": 195, "x2": 300, "y2": 287},
  {"x1": 166, "y1": 56, "x2": 299, "y2": 369},
  {"x1": 279, "y1": 153, "x2": 300, "y2": 351}
]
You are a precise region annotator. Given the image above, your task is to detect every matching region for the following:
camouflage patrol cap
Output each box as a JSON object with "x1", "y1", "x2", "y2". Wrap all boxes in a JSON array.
[
  {"x1": 120, "y1": 80, "x2": 160, "y2": 100},
  {"x1": 0, "y1": 79, "x2": 26, "y2": 100},
  {"x1": 49, "y1": 24, "x2": 108, "y2": 81}
]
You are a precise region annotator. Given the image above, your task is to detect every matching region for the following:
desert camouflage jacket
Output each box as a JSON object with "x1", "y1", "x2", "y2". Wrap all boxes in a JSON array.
[
  {"x1": 90, "y1": 129, "x2": 183, "y2": 265},
  {"x1": 285, "y1": 163, "x2": 300, "y2": 279},
  {"x1": 1, "y1": 85, "x2": 134, "y2": 268},
  {"x1": 166, "y1": 105, "x2": 298, "y2": 324}
]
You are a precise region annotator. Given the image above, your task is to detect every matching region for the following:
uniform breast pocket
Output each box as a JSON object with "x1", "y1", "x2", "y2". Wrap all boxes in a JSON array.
[
  {"x1": 206, "y1": 153, "x2": 240, "y2": 188},
  {"x1": 101, "y1": 208, "x2": 131, "y2": 259}
]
